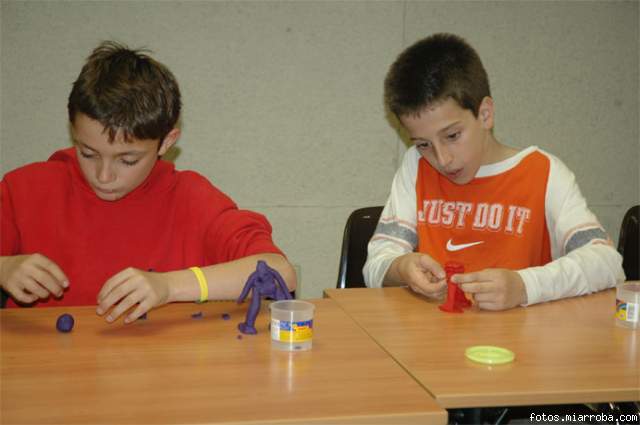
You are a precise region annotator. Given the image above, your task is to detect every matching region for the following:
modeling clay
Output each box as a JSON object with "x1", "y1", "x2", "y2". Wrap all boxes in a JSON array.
[
  {"x1": 439, "y1": 262, "x2": 471, "y2": 313},
  {"x1": 56, "y1": 313, "x2": 75, "y2": 332},
  {"x1": 237, "y1": 261, "x2": 292, "y2": 334}
]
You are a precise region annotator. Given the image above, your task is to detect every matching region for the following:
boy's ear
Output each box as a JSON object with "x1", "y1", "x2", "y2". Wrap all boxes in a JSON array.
[
  {"x1": 158, "y1": 128, "x2": 181, "y2": 156},
  {"x1": 478, "y1": 96, "x2": 494, "y2": 130}
]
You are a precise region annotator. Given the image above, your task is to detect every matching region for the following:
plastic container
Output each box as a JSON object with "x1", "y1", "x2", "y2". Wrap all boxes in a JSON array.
[
  {"x1": 616, "y1": 282, "x2": 640, "y2": 329},
  {"x1": 270, "y1": 300, "x2": 315, "y2": 351}
]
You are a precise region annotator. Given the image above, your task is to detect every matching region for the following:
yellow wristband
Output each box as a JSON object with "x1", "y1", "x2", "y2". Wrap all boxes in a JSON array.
[{"x1": 189, "y1": 267, "x2": 208, "y2": 303}]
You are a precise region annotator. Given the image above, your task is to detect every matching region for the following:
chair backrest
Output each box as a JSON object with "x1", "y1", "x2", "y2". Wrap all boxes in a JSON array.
[
  {"x1": 0, "y1": 289, "x2": 7, "y2": 308},
  {"x1": 618, "y1": 205, "x2": 639, "y2": 281},
  {"x1": 337, "y1": 206, "x2": 384, "y2": 289}
]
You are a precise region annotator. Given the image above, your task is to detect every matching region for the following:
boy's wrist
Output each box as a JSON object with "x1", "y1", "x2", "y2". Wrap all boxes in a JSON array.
[
  {"x1": 162, "y1": 269, "x2": 199, "y2": 303},
  {"x1": 0, "y1": 256, "x2": 11, "y2": 288},
  {"x1": 386, "y1": 254, "x2": 409, "y2": 286}
]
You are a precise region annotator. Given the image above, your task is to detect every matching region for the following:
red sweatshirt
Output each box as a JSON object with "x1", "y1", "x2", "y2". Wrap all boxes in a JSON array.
[{"x1": 1, "y1": 148, "x2": 283, "y2": 307}]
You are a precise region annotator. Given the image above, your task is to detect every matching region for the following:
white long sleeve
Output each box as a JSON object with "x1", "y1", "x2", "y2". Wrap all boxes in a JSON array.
[
  {"x1": 518, "y1": 151, "x2": 624, "y2": 305},
  {"x1": 363, "y1": 147, "x2": 420, "y2": 288}
]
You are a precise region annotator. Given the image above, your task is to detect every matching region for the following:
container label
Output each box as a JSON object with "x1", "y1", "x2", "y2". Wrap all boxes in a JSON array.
[
  {"x1": 616, "y1": 299, "x2": 639, "y2": 323},
  {"x1": 271, "y1": 319, "x2": 313, "y2": 342}
]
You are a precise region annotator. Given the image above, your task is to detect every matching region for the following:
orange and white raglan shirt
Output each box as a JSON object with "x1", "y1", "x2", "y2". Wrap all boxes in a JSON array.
[{"x1": 363, "y1": 146, "x2": 624, "y2": 305}]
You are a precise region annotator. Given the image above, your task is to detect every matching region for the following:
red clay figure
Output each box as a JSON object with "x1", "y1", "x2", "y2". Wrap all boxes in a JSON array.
[{"x1": 439, "y1": 262, "x2": 471, "y2": 313}]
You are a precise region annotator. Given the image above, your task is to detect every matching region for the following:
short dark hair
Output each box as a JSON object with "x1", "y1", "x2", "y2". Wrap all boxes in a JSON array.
[
  {"x1": 68, "y1": 41, "x2": 181, "y2": 142},
  {"x1": 384, "y1": 33, "x2": 490, "y2": 117}
]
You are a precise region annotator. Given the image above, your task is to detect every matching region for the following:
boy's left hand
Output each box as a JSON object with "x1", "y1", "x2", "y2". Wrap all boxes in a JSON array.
[
  {"x1": 453, "y1": 269, "x2": 527, "y2": 311},
  {"x1": 96, "y1": 268, "x2": 171, "y2": 323}
]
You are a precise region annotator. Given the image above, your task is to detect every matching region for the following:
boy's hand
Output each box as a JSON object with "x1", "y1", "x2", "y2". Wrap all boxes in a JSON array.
[
  {"x1": 391, "y1": 253, "x2": 447, "y2": 299},
  {"x1": 454, "y1": 268, "x2": 527, "y2": 310},
  {"x1": 96, "y1": 268, "x2": 171, "y2": 324},
  {"x1": 0, "y1": 254, "x2": 69, "y2": 304}
]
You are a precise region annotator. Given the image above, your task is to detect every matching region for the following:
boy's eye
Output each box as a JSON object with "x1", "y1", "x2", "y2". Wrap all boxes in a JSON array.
[
  {"x1": 446, "y1": 131, "x2": 461, "y2": 141},
  {"x1": 417, "y1": 141, "x2": 432, "y2": 150},
  {"x1": 80, "y1": 151, "x2": 95, "y2": 159},
  {"x1": 121, "y1": 158, "x2": 139, "y2": 166}
]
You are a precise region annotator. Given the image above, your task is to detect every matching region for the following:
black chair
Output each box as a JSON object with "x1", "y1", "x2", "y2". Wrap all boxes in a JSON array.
[
  {"x1": 336, "y1": 206, "x2": 383, "y2": 289},
  {"x1": 618, "y1": 205, "x2": 639, "y2": 281},
  {"x1": 1, "y1": 288, "x2": 7, "y2": 308}
]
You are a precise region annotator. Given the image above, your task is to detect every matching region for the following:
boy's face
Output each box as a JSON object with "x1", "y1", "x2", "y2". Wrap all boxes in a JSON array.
[
  {"x1": 400, "y1": 97, "x2": 495, "y2": 185},
  {"x1": 71, "y1": 113, "x2": 178, "y2": 201}
]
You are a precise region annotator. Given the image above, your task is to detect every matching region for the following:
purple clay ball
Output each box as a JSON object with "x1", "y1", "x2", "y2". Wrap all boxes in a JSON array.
[
  {"x1": 56, "y1": 313, "x2": 75, "y2": 333},
  {"x1": 221, "y1": 313, "x2": 230, "y2": 321},
  {"x1": 191, "y1": 311, "x2": 203, "y2": 319}
]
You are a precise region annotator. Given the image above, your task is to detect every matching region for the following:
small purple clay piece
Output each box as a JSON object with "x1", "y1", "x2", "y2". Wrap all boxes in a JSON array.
[
  {"x1": 56, "y1": 313, "x2": 74, "y2": 333},
  {"x1": 236, "y1": 261, "x2": 292, "y2": 335},
  {"x1": 221, "y1": 313, "x2": 230, "y2": 320},
  {"x1": 238, "y1": 322, "x2": 257, "y2": 335},
  {"x1": 191, "y1": 311, "x2": 204, "y2": 319},
  {"x1": 236, "y1": 334, "x2": 243, "y2": 340}
]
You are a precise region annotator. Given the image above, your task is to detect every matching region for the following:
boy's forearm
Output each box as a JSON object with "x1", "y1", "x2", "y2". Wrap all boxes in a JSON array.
[
  {"x1": 164, "y1": 253, "x2": 297, "y2": 302},
  {"x1": 382, "y1": 256, "x2": 407, "y2": 287}
]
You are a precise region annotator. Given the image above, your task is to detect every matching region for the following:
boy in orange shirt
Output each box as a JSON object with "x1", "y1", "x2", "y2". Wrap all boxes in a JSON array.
[{"x1": 363, "y1": 33, "x2": 623, "y2": 310}]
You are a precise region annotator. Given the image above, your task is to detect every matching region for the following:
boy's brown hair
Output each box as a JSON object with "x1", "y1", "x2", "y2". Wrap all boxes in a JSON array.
[
  {"x1": 384, "y1": 33, "x2": 490, "y2": 118},
  {"x1": 68, "y1": 41, "x2": 181, "y2": 142}
]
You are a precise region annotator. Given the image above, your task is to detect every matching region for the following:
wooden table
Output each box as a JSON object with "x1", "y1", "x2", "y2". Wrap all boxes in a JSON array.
[
  {"x1": 325, "y1": 287, "x2": 640, "y2": 408},
  {"x1": 1, "y1": 298, "x2": 446, "y2": 425}
]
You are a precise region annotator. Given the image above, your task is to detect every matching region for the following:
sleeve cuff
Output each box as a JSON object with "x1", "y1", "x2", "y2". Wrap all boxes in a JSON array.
[{"x1": 517, "y1": 268, "x2": 541, "y2": 306}]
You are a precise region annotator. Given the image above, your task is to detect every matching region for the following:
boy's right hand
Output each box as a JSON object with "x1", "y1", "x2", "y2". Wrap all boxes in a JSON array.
[
  {"x1": 388, "y1": 253, "x2": 447, "y2": 299},
  {"x1": 0, "y1": 254, "x2": 69, "y2": 304}
]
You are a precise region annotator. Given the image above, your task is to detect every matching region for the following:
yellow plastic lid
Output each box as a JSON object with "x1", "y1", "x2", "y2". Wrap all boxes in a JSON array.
[{"x1": 465, "y1": 345, "x2": 515, "y2": 365}]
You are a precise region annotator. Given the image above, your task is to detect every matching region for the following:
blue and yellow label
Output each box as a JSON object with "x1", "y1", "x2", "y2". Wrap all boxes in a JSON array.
[
  {"x1": 616, "y1": 299, "x2": 639, "y2": 322},
  {"x1": 271, "y1": 319, "x2": 313, "y2": 342}
]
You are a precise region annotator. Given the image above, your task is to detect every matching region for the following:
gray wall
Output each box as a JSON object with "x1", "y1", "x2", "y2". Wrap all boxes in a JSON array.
[{"x1": 2, "y1": 1, "x2": 638, "y2": 298}]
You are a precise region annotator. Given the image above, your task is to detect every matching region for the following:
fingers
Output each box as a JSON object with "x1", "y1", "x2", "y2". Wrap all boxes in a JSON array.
[
  {"x1": 97, "y1": 269, "x2": 136, "y2": 321},
  {"x1": 41, "y1": 257, "x2": 69, "y2": 289},
  {"x1": 25, "y1": 254, "x2": 67, "y2": 298},
  {"x1": 475, "y1": 300, "x2": 502, "y2": 311},
  {"x1": 453, "y1": 269, "x2": 524, "y2": 311},
  {"x1": 30, "y1": 266, "x2": 65, "y2": 298},
  {"x1": 418, "y1": 255, "x2": 445, "y2": 280},
  {"x1": 97, "y1": 267, "x2": 131, "y2": 304},
  {"x1": 1, "y1": 254, "x2": 68, "y2": 303},
  {"x1": 458, "y1": 281, "x2": 493, "y2": 294},
  {"x1": 404, "y1": 254, "x2": 447, "y2": 299},
  {"x1": 126, "y1": 302, "x2": 151, "y2": 323},
  {"x1": 97, "y1": 268, "x2": 158, "y2": 324},
  {"x1": 410, "y1": 279, "x2": 446, "y2": 299},
  {"x1": 10, "y1": 280, "x2": 39, "y2": 304},
  {"x1": 23, "y1": 275, "x2": 51, "y2": 299},
  {"x1": 107, "y1": 287, "x2": 145, "y2": 324}
]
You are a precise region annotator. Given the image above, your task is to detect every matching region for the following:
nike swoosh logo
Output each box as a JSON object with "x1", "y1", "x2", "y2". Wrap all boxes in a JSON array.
[{"x1": 446, "y1": 239, "x2": 484, "y2": 252}]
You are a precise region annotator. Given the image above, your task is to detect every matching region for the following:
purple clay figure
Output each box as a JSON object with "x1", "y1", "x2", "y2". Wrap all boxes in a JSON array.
[
  {"x1": 236, "y1": 260, "x2": 292, "y2": 334},
  {"x1": 56, "y1": 313, "x2": 75, "y2": 333}
]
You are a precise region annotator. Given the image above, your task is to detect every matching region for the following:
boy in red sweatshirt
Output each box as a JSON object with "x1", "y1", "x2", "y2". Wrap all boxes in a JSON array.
[{"x1": 0, "y1": 41, "x2": 296, "y2": 322}]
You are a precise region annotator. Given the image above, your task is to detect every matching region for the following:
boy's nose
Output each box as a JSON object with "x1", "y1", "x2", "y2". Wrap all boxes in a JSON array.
[
  {"x1": 96, "y1": 162, "x2": 116, "y2": 184},
  {"x1": 434, "y1": 145, "x2": 453, "y2": 168}
]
